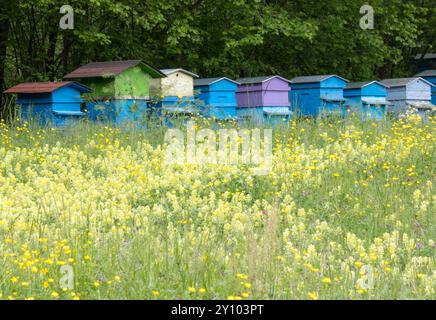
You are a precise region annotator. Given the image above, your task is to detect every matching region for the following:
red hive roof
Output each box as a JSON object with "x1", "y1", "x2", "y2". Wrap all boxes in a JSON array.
[{"x1": 4, "y1": 81, "x2": 91, "y2": 94}]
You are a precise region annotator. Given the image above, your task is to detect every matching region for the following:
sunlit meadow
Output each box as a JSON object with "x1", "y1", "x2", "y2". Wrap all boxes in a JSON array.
[{"x1": 0, "y1": 113, "x2": 435, "y2": 300}]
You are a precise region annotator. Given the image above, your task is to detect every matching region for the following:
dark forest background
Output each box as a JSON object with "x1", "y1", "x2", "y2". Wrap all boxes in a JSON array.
[{"x1": 0, "y1": 0, "x2": 435, "y2": 110}]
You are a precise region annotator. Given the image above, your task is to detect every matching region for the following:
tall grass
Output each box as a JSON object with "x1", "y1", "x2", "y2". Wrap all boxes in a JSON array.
[
  {"x1": 0, "y1": 95, "x2": 18, "y2": 123},
  {"x1": 0, "y1": 111, "x2": 434, "y2": 300}
]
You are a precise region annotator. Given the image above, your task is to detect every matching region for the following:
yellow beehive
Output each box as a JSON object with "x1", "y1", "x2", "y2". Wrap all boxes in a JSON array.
[{"x1": 151, "y1": 68, "x2": 199, "y2": 98}]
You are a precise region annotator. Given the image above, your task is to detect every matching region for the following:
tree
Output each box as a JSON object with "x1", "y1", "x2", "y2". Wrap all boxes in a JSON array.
[{"x1": 2, "y1": 0, "x2": 435, "y2": 97}]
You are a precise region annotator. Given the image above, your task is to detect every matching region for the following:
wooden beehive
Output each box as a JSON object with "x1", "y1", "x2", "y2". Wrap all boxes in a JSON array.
[
  {"x1": 289, "y1": 75, "x2": 349, "y2": 117},
  {"x1": 344, "y1": 81, "x2": 389, "y2": 120},
  {"x1": 64, "y1": 60, "x2": 165, "y2": 124},
  {"x1": 4, "y1": 81, "x2": 91, "y2": 127}
]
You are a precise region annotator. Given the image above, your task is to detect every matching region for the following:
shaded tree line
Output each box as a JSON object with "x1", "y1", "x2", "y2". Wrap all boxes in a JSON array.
[{"x1": 0, "y1": 0, "x2": 435, "y2": 112}]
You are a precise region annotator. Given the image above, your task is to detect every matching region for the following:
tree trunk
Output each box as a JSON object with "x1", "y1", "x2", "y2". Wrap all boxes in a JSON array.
[
  {"x1": 0, "y1": 5, "x2": 10, "y2": 113},
  {"x1": 47, "y1": 28, "x2": 59, "y2": 80}
]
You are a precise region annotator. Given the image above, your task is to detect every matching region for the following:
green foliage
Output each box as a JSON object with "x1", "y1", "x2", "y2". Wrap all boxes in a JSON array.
[
  {"x1": 1, "y1": 0, "x2": 435, "y2": 92},
  {"x1": 0, "y1": 115, "x2": 435, "y2": 299}
]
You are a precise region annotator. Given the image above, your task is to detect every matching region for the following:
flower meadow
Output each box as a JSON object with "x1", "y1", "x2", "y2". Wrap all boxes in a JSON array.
[{"x1": 0, "y1": 114, "x2": 435, "y2": 300}]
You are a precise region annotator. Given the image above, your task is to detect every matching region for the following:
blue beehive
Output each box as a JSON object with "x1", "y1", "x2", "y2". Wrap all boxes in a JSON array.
[
  {"x1": 194, "y1": 77, "x2": 239, "y2": 119},
  {"x1": 343, "y1": 81, "x2": 389, "y2": 120},
  {"x1": 83, "y1": 98, "x2": 150, "y2": 124},
  {"x1": 415, "y1": 70, "x2": 436, "y2": 105},
  {"x1": 4, "y1": 82, "x2": 91, "y2": 127},
  {"x1": 381, "y1": 77, "x2": 435, "y2": 119},
  {"x1": 289, "y1": 75, "x2": 349, "y2": 117},
  {"x1": 414, "y1": 53, "x2": 436, "y2": 74}
]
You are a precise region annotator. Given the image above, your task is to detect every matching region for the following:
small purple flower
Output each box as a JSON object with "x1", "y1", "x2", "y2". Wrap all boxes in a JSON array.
[
  {"x1": 416, "y1": 242, "x2": 424, "y2": 250},
  {"x1": 262, "y1": 210, "x2": 268, "y2": 216}
]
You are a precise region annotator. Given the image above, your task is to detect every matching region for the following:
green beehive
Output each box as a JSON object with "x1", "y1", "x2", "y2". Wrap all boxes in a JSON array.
[{"x1": 64, "y1": 60, "x2": 165, "y2": 123}]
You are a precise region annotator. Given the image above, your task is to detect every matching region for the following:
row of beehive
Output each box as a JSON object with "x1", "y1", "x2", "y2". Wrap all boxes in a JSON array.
[{"x1": 4, "y1": 60, "x2": 436, "y2": 126}]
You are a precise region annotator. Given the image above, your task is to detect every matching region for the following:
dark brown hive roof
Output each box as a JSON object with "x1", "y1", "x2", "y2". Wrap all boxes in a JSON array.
[{"x1": 64, "y1": 60, "x2": 165, "y2": 79}]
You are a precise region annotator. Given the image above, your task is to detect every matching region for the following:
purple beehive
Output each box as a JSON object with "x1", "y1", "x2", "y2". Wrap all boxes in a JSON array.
[{"x1": 236, "y1": 76, "x2": 292, "y2": 124}]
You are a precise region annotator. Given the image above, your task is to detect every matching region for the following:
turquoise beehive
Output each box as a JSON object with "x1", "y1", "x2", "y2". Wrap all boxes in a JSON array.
[
  {"x1": 415, "y1": 70, "x2": 436, "y2": 105},
  {"x1": 194, "y1": 77, "x2": 239, "y2": 119},
  {"x1": 344, "y1": 81, "x2": 389, "y2": 120},
  {"x1": 289, "y1": 75, "x2": 349, "y2": 117},
  {"x1": 4, "y1": 81, "x2": 91, "y2": 127}
]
